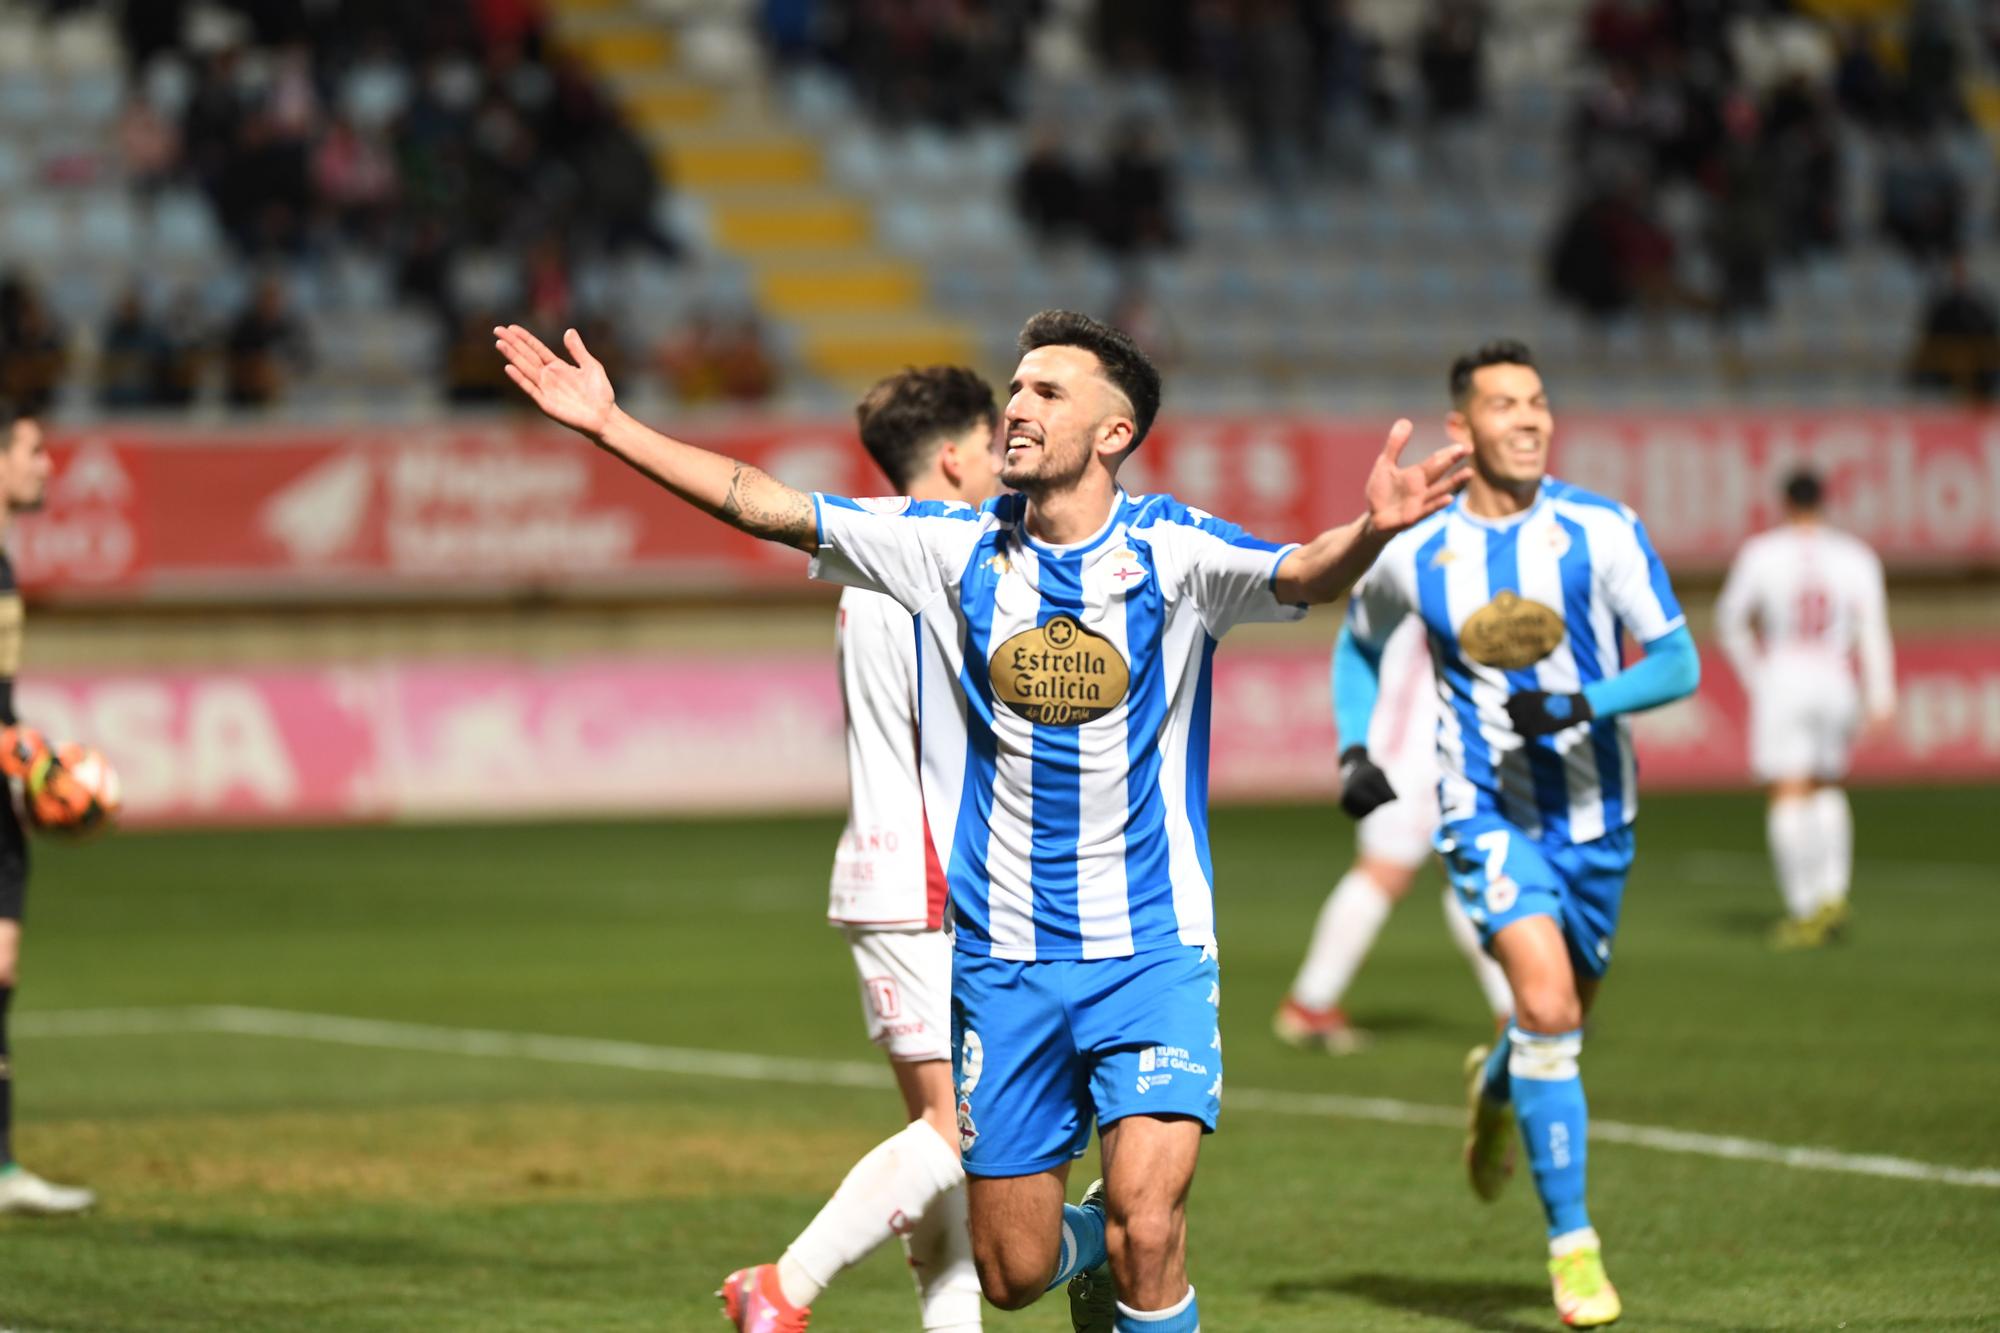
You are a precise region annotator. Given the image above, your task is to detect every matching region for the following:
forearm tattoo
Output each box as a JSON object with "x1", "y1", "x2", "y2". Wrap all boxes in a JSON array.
[{"x1": 718, "y1": 461, "x2": 816, "y2": 547}]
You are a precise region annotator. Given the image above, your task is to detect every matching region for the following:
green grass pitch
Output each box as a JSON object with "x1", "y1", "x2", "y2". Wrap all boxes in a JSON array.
[{"x1": 1, "y1": 787, "x2": 1995, "y2": 1331}]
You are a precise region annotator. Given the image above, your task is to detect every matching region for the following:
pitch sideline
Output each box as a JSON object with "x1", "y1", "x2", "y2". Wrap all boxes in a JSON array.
[{"x1": 21, "y1": 1005, "x2": 1999, "y2": 1191}]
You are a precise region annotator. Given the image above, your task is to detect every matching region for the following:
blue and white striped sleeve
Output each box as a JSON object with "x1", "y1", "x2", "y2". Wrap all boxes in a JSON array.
[
  {"x1": 1601, "y1": 510, "x2": 1686, "y2": 644},
  {"x1": 1172, "y1": 510, "x2": 1306, "y2": 638},
  {"x1": 808, "y1": 495, "x2": 983, "y2": 615}
]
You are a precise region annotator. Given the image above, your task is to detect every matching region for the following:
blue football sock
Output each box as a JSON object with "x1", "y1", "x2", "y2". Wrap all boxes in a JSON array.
[
  {"x1": 1508, "y1": 1027, "x2": 1591, "y2": 1238},
  {"x1": 1115, "y1": 1286, "x2": 1199, "y2": 1331},
  {"x1": 1481, "y1": 1025, "x2": 1514, "y2": 1104},
  {"x1": 1045, "y1": 1199, "x2": 1108, "y2": 1289}
]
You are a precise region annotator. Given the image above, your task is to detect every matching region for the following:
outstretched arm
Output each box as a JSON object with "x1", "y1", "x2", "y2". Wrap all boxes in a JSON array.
[
  {"x1": 494, "y1": 324, "x2": 816, "y2": 552},
  {"x1": 1272, "y1": 420, "x2": 1469, "y2": 606},
  {"x1": 1507, "y1": 626, "x2": 1701, "y2": 737}
]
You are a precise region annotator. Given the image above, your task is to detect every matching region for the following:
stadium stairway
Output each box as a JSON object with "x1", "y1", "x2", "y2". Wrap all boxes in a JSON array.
[{"x1": 547, "y1": 0, "x2": 977, "y2": 394}]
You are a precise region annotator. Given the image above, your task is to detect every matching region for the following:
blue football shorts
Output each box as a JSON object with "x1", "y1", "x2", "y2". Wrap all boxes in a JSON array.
[
  {"x1": 950, "y1": 943, "x2": 1221, "y2": 1179},
  {"x1": 1438, "y1": 813, "x2": 1635, "y2": 980}
]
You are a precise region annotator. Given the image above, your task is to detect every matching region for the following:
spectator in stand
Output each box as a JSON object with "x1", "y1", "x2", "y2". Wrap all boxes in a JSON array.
[
  {"x1": 312, "y1": 114, "x2": 400, "y2": 245},
  {"x1": 1219, "y1": 0, "x2": 1315, "y2": 201},
  {"x1": 98, "y1": 288, "x2": 169, "y2": 411},
  {"x1": 1092, "y1": 118, "x2": 1180, "y2": 256},
  {"x1": 1899, "y1": 0, "x2": 1964, "y2": 132},
  {"x1": 152, "y1": 288, "x2": 212, "y2": 408},
  {"x1": 0, "y1": 276, "x2": 66, "y2": 416},
  {"x1": 1014, "y1": 128, "x2": 1091, "y2": 244},
  {"x1": 1314, "y1": 0, "x2": 1389, "y2": 181},
  {"x1": 1705, "y1": 93, "x2": 1776, "y2": 323},
  {"x1": 117, "y1": 94, "x2": 183, "y2": 212},
  {"x1": 1833, "y1": 22, "x2": 1895, "y2": 127},
  {"x1": 445, "y1": 307, "x2": 511, "y2": 404},
  {"x1": 1415, "y1": 0, "x2": 1489, "y2": 185},
  {"x1": 658, "y1": 308, "x2": 779, "y2": 406},
  {"x1": 224, "y1": 276, "x2": 311, "y2": 408},
  {"x1": 1879, "y1": 126, "x2": 1965, "y2": 265},
  {"x1": 1908, "y1": 255, "x2": 2000, "y2": 403},
  {"x1": 1548, "y1": 177, "x2": 1684, "y2": 324}
]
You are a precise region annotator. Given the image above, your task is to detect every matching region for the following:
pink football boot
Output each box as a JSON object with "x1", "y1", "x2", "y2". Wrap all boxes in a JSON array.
[{"x1": 718, "y1": 1263, "x2": 810, "y2": 1332}]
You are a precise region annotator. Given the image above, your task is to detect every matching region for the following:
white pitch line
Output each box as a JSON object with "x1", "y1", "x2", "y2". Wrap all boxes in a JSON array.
[{"x1": 21, "y1": 1006, "x2": 2000, "y2": 1191}]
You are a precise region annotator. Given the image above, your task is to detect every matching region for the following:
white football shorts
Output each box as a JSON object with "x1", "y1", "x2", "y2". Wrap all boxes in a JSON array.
[
  {"x1": 1750, "y1": 669, "x2": 1860, "y2": 783},
  {"x1": 844, "y1": 925, "x2": 953, "y2": 1064},
  {"x1": 1356, "y1": 761, "x2": 1441, "y2": 867}
]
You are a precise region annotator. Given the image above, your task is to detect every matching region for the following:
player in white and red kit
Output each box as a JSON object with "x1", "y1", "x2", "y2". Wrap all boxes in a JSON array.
[
  {"x1": 719, "y1": 367, "x2": 1002, "y2": 1332},
  {"x1": 1275, "y1": 616, "x2": 1513, "y2": 1053},
  {"x1": 1716, "y1": 470, "x2": 1895, "y2": 950}
]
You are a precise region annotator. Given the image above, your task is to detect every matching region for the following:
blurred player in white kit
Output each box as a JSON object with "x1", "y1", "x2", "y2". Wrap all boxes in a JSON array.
[
  {"x1": 1275, "y1": 614, "x2": 1513, "y2": 1053},
  {"x1": 1716, "y1": 470, "x2": 1895, "y2": 950},
  {"x1": 720, "y1": 367, "x2": 1002, "y2": 1331}
]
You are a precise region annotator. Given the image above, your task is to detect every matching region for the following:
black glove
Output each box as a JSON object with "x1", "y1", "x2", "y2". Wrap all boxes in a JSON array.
[
  {"x1": 1507, "y1": 690, "x2": 1594, "y2": 738},
  {"x1": 1338, "y1": 745, "x2": 1397, "y2": 820}
]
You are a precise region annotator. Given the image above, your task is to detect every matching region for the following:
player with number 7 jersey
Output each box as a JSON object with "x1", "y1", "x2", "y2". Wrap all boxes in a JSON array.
[{"x1": 1340, "y1": 341, "x2": 1700, "y2": 1329}]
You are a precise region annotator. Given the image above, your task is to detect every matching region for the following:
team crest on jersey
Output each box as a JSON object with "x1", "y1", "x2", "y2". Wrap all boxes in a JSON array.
[
  {"x1": 989, "y1": 613, "x2": 1131, "y2": 726},
  {"x1": 982, "y1": 553, "x2": 1011, "y2": 576},
  {"x1": 1107, "y1": 549, "x2": 1148, "y2": 590},
  {"x1": 1460, "y1": 590, "x2": 1565, "y2": 670},
  {"x1": 854, "y1": 496, "x2": 911, "y2": 516}
]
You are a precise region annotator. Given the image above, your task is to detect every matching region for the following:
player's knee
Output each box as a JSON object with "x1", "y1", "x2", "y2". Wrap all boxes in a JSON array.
[
  {"x1": 970, "y1": 1239, "x2": 1050, "y2": 1310},
  {"x1": 1511, "y1": 984, "x2": 1581, "y2": 1034},
  {"x1": 1105, "y1": 1203, "x2": 1182, "y2": 1275}
]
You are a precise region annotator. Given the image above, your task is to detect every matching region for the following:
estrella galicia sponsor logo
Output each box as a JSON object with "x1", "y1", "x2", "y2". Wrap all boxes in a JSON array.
[{"x1": 988, "y1": 614, "x2": 1130, "y2": 726}]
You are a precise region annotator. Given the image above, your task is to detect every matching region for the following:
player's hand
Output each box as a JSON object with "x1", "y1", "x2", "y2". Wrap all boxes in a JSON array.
[
  {"x1": 0, "y1": 725, "x2": 49, "y2": 781},
  {"x1": 494, "y1": 325, "x2": 617, "y2": 440},
  {"x1": 1507, "y1": 690, "x2": 1594, "y2": 738},
  {"x1": 1338, "y1": 746, "x2": 1397, "y2": 819},
  {"x1": 1365, "y1": 420, "x2": 1471, "y2": 537}
]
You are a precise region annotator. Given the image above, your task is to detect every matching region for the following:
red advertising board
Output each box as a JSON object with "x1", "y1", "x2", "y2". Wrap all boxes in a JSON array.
[
  {"x1": 17, "y1": 637, "x2": 1997, "y2": 830},
  {"x1": 18, "y1": 412, "x2": 2000, "y2": 600}
]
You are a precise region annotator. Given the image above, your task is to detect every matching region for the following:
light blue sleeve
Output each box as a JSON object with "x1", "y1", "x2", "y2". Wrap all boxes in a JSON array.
[
  {"x1": 1332, "y1": 621, "x2": 1385, "y2": 752},
  {"x1": 1581, "y1": 624, "x2": 1700, "y2": 718}
]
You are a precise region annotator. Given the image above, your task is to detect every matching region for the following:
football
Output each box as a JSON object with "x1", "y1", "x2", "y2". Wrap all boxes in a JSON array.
[{"x1": 27, "y1": 742, "x2": 122, "y2": 837}]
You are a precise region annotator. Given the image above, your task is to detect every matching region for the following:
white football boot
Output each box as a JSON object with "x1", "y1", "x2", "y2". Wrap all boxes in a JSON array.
[{"x1": 0, "y1": 1165, "x2": 96, "y2": 1215}]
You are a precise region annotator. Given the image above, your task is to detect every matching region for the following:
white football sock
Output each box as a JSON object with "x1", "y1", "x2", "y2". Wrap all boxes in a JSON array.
[
  {"x1": 1810, "y1": 787, "x2": 1853, "y2": 910},
  {"x1": 1442, "y1": 888, "x2": 1513, "y2": 1020},
  {"x1": 1289, "y1": 868, "x2": 1395, "y2": 1011},
  {"x1": 902, "y1": 1164, "x2": 980, "y2": 1330},
  {"x1": 1766, "y1": 796, "x2": 1819, "y2": 920},
  {"x1": 778, "y1": 1117, "x2": 965, "y2": 1309}
]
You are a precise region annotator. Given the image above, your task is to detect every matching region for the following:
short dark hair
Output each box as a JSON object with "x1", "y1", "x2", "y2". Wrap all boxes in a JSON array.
[
  {"x1": 1783, "y1": 468, "x2": 1824, "y2": 511},
  {"x1": 855, "y1": 365, "x2": 998, "y2": 492},
  {"x1": 1449, "y1": 339, "x2": 1537, "y2": 405},
  {"x1": 1016, "y1": 309, "x2": 1162, "y2": 449}
]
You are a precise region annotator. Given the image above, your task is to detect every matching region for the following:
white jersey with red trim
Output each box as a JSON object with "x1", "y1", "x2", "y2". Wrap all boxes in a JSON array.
[
  {"x1": 1368, "y1": 616, "x2": 1439, "y2": 780},
  {"x1": 829, "y1": 585, "x2": 947, "y2": 929},
  {"x1": 1715, "y1": 523, "x2": 1896, "y2": 716}
]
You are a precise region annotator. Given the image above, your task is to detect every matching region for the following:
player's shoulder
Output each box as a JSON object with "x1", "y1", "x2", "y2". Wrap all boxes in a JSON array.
[
  {"x1": 1822, "y1": 524, "x2": 1883, "y2": 565},
  {"x1": 1542, "y1": 477, "x2": 1641, "y2": 526},
  {"x1": 821, "y1": 494, "x2": 992, "y2": 524},
  {"x1": 1123, "y1": 492, "x2": 1229, "y2": 536}
]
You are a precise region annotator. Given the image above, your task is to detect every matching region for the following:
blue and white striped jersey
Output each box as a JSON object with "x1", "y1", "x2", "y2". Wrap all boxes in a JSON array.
[
  {"x1": 1348, "y1": 478, "x2": 1685, "y2": 845},
  {"x1": 810, "y1": 489, "x2": 1304, "y2": 961}
]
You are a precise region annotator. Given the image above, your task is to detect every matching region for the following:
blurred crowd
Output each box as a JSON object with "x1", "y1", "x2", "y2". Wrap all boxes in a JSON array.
[
  {"x1": 1546, "y1": 0, "x2": 2000, "y2": 391},
  {"x1": 2, "y1": 0, "x2": 1996, "y2": 409},
  {"x1": 113, "y1": 0, "x2": 676, "y2": 283},
  {"x1": 9, "y1": 0, "x2": 747, "y2": 412}
]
